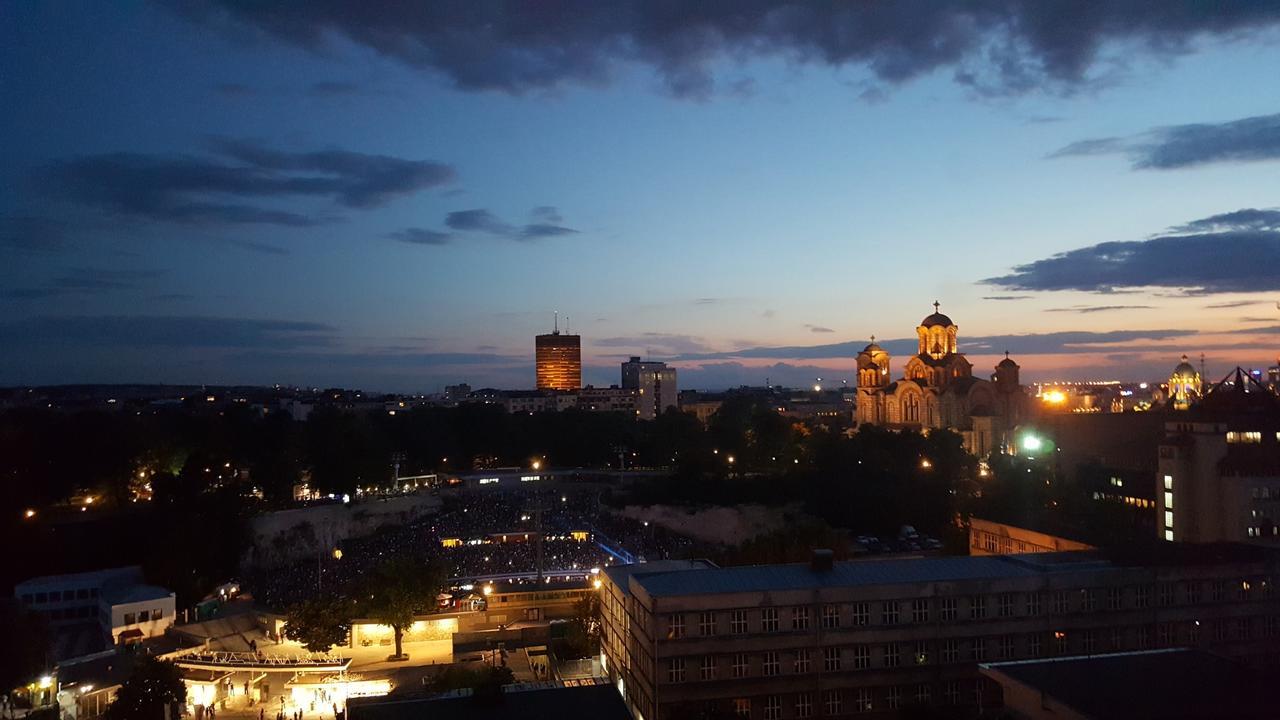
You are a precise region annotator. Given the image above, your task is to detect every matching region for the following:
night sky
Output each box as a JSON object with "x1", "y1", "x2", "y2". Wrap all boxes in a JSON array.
[{"x1": 4, "y1": 2, "x2": 1280, "y2": 391}]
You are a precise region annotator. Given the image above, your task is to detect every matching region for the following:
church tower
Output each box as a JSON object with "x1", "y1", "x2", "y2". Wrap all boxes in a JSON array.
[
  {"x1": 994, "y1": 351, "x2": 1020, "y2": 390},
  {"x1": 917, "y1": 301, "x2": 958, "y2": 360},
  {"x1": 1169, "y1": 354, "x2": 1201, "y2": 410},
  {"x1": 856, "y1": 337, "x2": 891, "y2": 389}
]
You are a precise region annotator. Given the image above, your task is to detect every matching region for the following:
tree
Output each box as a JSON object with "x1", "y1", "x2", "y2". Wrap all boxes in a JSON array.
[
  {"x1": 561, "y1": 591, "x2": 601, "y2": 658},
  {"x1": 364, "y1": 558, "x2": 444, "y2": 660},
  {"x1": 0, "y1": 600, "x2": 49, "y2": 692},
  {"x1": 283, "y1": 598, "x2": 352, "y2": 652},
  {"x1": 105, "y1": 657, "x2": 185, "y2": 720}
]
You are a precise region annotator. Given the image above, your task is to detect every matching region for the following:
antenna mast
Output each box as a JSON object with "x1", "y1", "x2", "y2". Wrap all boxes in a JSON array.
[{"x1": 553, "y1": 310, "x2": 559, "y2": 334}]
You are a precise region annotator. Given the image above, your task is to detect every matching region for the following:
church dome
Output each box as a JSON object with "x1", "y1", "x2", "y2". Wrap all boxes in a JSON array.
[
  {"x1": 920, "y1": 302, "x2": 954, "y2": 328},
  {"x1": 997, "y1": 356, "x2": 1018, "y2": 369},
  {"x1": 1172, "y1": 354, "x2": 1197, "y2": 378},
  {"x1": 862, "y1": 341, "x2": 883, "y2": 353}
]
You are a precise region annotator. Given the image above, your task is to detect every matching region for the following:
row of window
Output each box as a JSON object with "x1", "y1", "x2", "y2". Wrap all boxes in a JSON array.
[
  {"x1": 44, "y1": 605, "x2": 97, "y2": 621},
  {"x1": 691, "y1": 681, "x2": 991, "y2": 719},
  {"x1": 20, "y1": 587, "x2": 100, "y2": 604},
  {"x1": 664, "y1": 616, "x2": 1280, "y2": 683},
  {"x1": 122, "y1": 608, "x2": 165, "y2": 625},
  {"x1": 664, "y1": 581, "x2": 1273, "y2": 638}
]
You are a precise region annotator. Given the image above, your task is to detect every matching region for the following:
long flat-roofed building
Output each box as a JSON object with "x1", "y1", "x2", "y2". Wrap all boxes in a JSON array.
[{"x1": 601, "y1": 546, "x2": 1280, "y2": 720}]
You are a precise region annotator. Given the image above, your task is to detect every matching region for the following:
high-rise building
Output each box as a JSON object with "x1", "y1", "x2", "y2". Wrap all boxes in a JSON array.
[
  {"x1": 638, "y1": 366, "x2": 678, "y2": 420},
  {"x1": 535, "y1": 317, "x2": 581, "y2": 390},
  {"x1": 622, "y1": 356, "x2": 669, "y2": 390},
  {"x1": 1158, "y1": 367, "x2": 1280, "y2": 543}
]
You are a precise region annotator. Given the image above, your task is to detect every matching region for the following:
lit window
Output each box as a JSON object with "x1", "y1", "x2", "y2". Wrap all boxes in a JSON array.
[
  {"x1": 1164, "y1": 492, "x2": 1174, "y2": 509},
  {"x1": 1164, "y1": 474, "x2": 1174, "y2": 490},
  {"x1": 1165, "y1": 529, "x2": 1174, "y2": 541},
  {"x1": 1165, "y1": 510, "x2": 1174, "y2": 528},
  {"x1": 1227, "y1": 431, "x2": 1262, "y2": 444}
]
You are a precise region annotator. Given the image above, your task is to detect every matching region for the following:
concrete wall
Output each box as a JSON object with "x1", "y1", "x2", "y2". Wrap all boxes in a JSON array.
[{"x1": 247, "y1": 494, "x2": 442, "y2": 565}]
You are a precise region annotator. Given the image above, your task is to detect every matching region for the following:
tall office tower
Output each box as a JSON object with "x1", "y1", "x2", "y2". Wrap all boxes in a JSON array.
[
  {"x1": 637, "y1": 366, "x2": 678, "y2": 420},
  {"x1": 535, "y1": 314, "x2": 581, "y2": 390},
  {"x1": 622, "y1": 356, "x2": 669, "y2": 390}
]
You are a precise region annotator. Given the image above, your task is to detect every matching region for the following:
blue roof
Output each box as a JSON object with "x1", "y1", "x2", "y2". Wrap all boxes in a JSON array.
[
  {"x1": 103, "y1": 584, "x2": 173, "y2": 605},
  {"x1": 632, "y1": 555, "x2": 1093, "y2": 597}
]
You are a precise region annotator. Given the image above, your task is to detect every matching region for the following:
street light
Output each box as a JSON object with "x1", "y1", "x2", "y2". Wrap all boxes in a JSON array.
[
  {"x1": 1022, "y1": 434, "x2": 1043, "y2": 452},
  {"x1": 332, "y1": 548, "x2": 343, "y2": 560},
  {"x1": 24, "y1": 509, "x2": 36, "y2": 519}
]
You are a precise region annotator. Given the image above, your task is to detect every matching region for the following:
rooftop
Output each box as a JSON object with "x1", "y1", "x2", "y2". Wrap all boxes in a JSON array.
[
  {"x1": 630, "y1": 545, "x2": 1277, "y2": 597},
  {"x1": 16, "y1": 566, "x2": 143, "y2": 591},
  {"x1": 103, "y1": 583, "x2": 174, "y2": 605},
  {"x1": 981, "y1": 649, "x2": 1269, "y2": 720},
  {"x1": 348, "y1": 681, "x2": 629, "y2": 720}
]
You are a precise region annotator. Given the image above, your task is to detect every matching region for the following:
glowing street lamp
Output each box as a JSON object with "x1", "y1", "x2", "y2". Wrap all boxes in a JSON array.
[
  {"x1": 332, "y1": 548, "x2": 343, "y2": 560},
  {"x1": 1022, "y1": 434, "x2": 1044, "y2": 453},
  {"x1": 531, "y1": 459, "x2": 542, "y2": 471},
  {"x1": 24, "y1": 509, "x2": 36, "y2": 519}
]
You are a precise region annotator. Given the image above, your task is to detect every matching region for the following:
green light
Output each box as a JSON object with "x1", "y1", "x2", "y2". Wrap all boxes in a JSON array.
[{"x1": 1022, "y1": 434, "x2": 1043, "y2": 452}]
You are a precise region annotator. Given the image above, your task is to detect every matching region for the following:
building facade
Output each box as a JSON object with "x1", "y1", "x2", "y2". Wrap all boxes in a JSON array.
[
  {"x1": 601, "y1": 548, "x2": 1280, "y2": 720},
  {"x1": 855, "y1": 304, "x2": 1027, "y2": 457},
  {"x1": 623, "y1": 357, "x2": 670, "y2": 390},
  {"x1": 1158, "y1": 368, "x2": 1280, "y2": 544},
  {"x1": 536, "y1": 330, "x2": 582, "y2": 391},
  {"x1": 638, "y1": 367, "x2": 679, "y2": 421}
]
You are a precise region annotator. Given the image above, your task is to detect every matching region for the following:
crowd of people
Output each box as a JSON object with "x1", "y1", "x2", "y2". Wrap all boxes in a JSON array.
[{"x1": 244, "y1": 484, "x2": 693, "y2": 610}]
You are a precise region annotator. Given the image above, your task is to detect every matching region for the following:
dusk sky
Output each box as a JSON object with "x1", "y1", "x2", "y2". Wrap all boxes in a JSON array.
[{"x1": 4, "y1": 2, "x2": 1280, "y2": 391}]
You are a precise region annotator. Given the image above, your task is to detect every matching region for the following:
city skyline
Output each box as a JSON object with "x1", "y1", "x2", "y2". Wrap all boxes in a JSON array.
[{"x1": 4, "y1": 3, "x2": 1280, "y2": 391}]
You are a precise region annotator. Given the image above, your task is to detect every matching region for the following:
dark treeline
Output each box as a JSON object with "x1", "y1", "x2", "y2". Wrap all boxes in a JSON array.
[{"x1": 1, "y1": 393, "x2": 1091, "y2": 599}]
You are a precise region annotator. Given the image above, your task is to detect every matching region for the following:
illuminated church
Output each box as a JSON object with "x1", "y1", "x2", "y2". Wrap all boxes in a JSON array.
[{"x1": 855, "y1": 303, "x2": 1027, "y2": 456}]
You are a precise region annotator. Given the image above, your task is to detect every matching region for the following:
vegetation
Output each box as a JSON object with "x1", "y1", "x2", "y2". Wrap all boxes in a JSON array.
[
  {"x1": 560, "y1": 591, "x2": 602, "y2": 658},
  {"x1": 0, "y1": 600, "x2": 49, "y2": 691},
  {"x1": 425, "y1": 664, "x2": 514, "y2": 695},
  {"x1": 283, "y1": 597, "x2": 354, "y2": 652},
  {"x1": 104, "y1": 658, "x2": 186, "y2": 720},
  {"x1": 362, "y1": 557, "x2": 445, "y2": 660}
]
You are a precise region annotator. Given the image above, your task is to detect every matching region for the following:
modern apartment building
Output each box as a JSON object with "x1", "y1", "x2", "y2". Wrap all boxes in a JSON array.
[
  {"x1": 600, "y1": 546, "x2": 1280, "y2": 720},
  {"x1": 535, "y1": 329, "x2": 581, "y2": 391},
  {"x1": 1158, "y1": 368, "x2": 1280, "y2": 544}
]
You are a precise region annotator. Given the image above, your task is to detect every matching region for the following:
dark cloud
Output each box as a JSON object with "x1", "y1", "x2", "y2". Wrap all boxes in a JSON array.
[
  {"x1": 0, "y1": 315, "x2": 336, "y2": 349},
  {"x1": 167, "y1": 2, "x2": 1280, "y2": 99},
  {"x1": 805, "y1": 325, "x2": 835, "y2": 333},
  {"x1": 1051, "y1": 112, "x2": 1280, "y2": 169},
  {"x1": 35, "y1": 139, "x2": 455, "y2": 227},
  {"x1": 670, "y1": 328, "x2": 1189, "y2": 361},
  {"x1": 985, "y1": 208, "x2": 1280, "y2": 294},
  {"x1": 444, "y1": 207, "x2": 579, "y2": 241},
  {"x1": 982, "y1": 295, "x2": 1031, "y2": 301},
  {"x1": 1173, "y1": 208, "x2": 1280, "y2": 233},
  {"x1": 530, "y1": 206, "x2": 563, "y2": 224},
  {"x1": 1204, "y1": 299, "x2": 1271, "y2": 309},
  {"x1": 1044, "y1": 305, "x2": 1154, "y2": 314},
  {"x1": 445, "y1": 209, "x2": 513, "y2": 234},
  {"x1": 596, "y1": 333, "x2": 713, "y2": 355},
  {"x1": 1, "y1": 269, "x2": 163, "y2": 301},
  {"x1": 387, "y1": 227, "x2": 452, "y2": 246},
  {"x1": 693, "y1": 298, "x2": 721, "y2": 306}
]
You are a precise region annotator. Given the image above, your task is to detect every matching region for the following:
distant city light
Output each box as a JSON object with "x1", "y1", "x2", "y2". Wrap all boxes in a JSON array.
[
  {"x1": 1041, "y1": 390, "x2": 1067, "y2": 404},
  {"x1": 920, "y1": 459, "x2": 932, "y2": 469},
  {"x1": 24, "y1": 509, "x2": 36, "y2": 519},
  {"x1": 1022, "y1": 434, "x2": 1043, "y2": 452}
]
